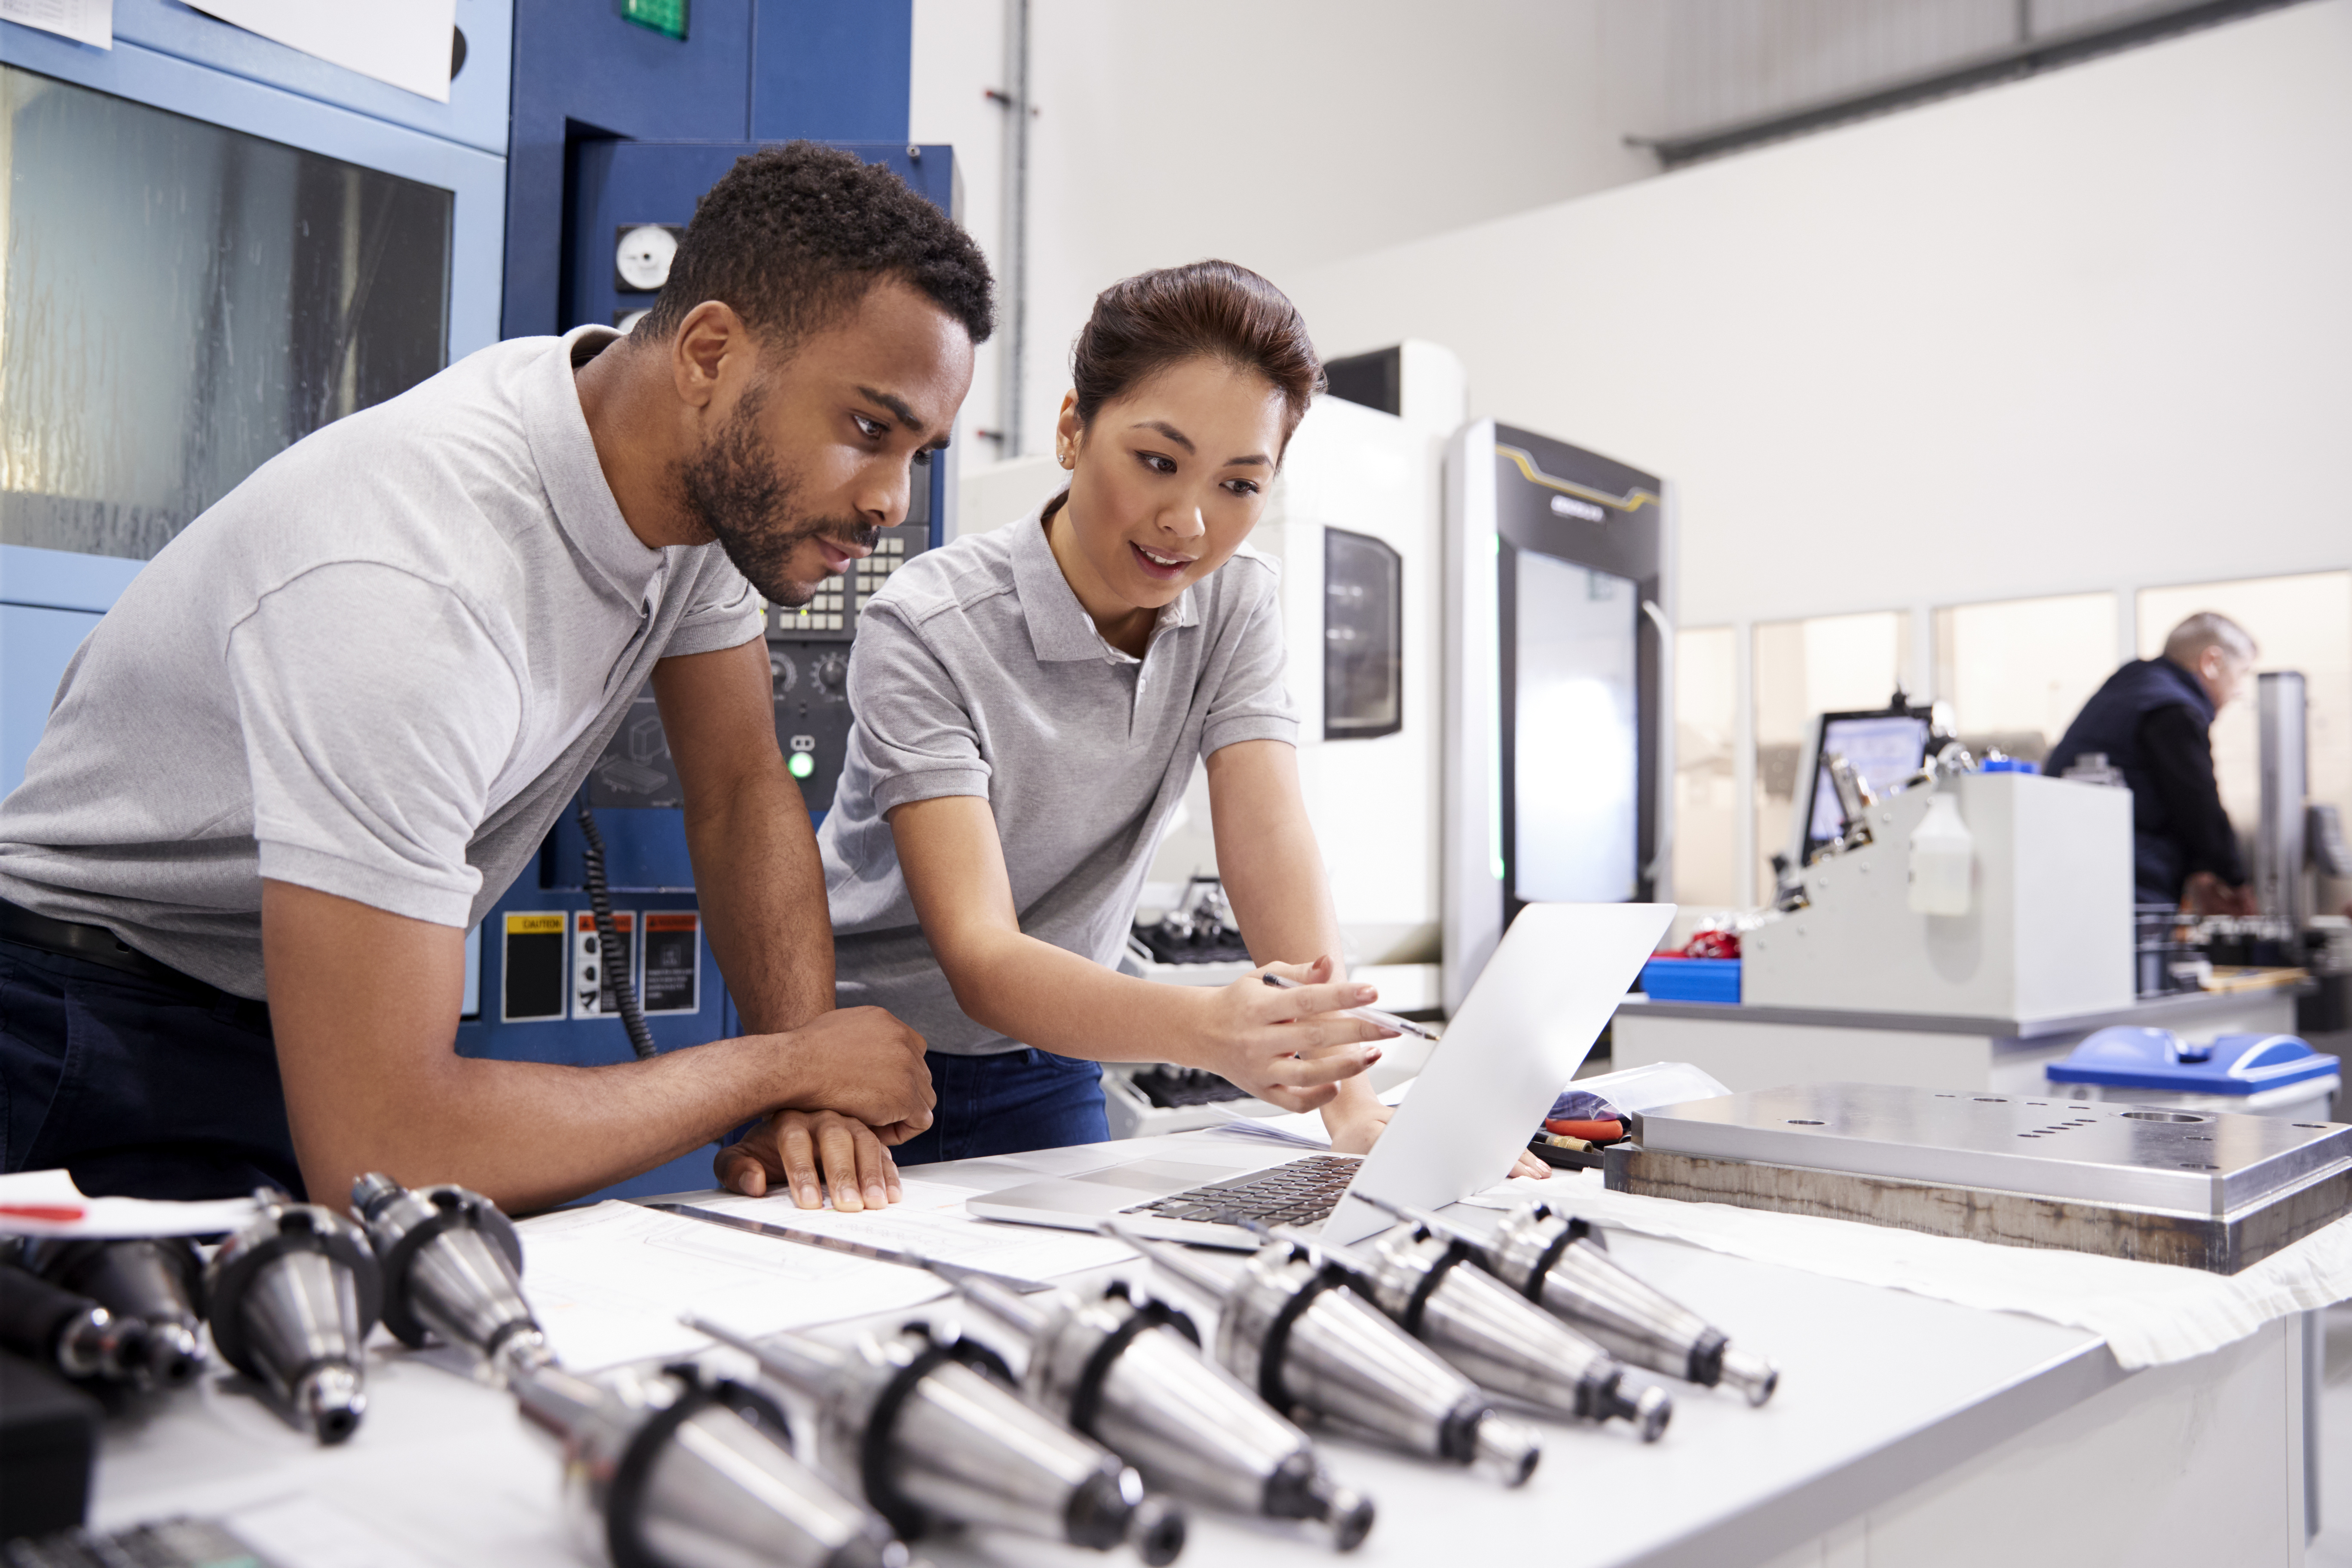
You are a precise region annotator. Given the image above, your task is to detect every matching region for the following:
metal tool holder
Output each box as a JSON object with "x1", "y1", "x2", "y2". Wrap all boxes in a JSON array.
[
  {"x1": 1356, "y1": 1194, "x2": 1778, "y2": 1405},
  {"x1": 1326, "y1": 1221, "x2": 1671, "y2": 1441},
  {"x1": 514, "y1": 1360, "x2": 901, "y2": 1568},
  {"x1": 353, "y1": 1173, "x2": 553, "y2": 1385},
  {"x1": 201, "y1": 1191, "x2": 381, "y2": 1443},
  {"x1": 1117, "y1": 1229, "x2": 1541, "y2": 1486},
  {"x1": 0, "y1": 1264, "x2": 152, "y2": 1386},
  {"x1": 19, "y1": 1237, "x2": 207, "y2": 1389},
  {"x1": 689, "y1": 1317, "x2": 1187, "y2": 1564},
  {"x1": 952, "y1": 1272, "x2": 1376, "y2": 1551}
]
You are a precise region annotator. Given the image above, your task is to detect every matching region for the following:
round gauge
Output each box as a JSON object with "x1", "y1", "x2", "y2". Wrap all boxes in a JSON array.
[
  {"x1": 812, "y1": 651, "x2": 850, "y2": 701},
  {"x1": 615, "y1": 224, "x2": 678, "y2": 292},
  {"x1": 769, "y1": 649, "x2": 797, "y2": 694},
  {"x1": 614, "y1": 308, "x2": 650, "y2": 336}
]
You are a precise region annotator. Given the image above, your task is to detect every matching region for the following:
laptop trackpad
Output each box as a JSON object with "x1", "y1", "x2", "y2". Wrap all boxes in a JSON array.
[{"x1": 1072, "y1": 1159, "x2": 1252, "y2": 1193}]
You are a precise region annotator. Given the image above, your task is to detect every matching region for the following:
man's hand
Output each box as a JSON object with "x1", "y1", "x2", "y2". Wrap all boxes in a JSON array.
[
  {"x1": 264, "y1": 883, "x2": 929, "y2": 1214},
  {"x1": 715, "y1": 1110, "x2": 905, "y2": 1210},
  {"x1": 766, "y1": 1006, "x2": 936, "y2": 1138},
  {"x1": 1191, "y1": 956, "x2": 1390, "y2": 1114},
  {"x1": 2183, "y1": 871, "x2": 2258, "y2": 916}
]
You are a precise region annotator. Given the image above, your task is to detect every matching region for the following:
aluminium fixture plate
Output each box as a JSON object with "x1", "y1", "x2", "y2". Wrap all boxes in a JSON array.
[{"x1": 1607, "y1": 1082, "x2": 2352, "y2": 1274}]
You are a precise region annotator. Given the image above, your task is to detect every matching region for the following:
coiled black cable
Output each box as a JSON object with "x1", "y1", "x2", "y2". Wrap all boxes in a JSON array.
[{"x1": 576, "y1": 800, "x2": 658, "y2": 1061}]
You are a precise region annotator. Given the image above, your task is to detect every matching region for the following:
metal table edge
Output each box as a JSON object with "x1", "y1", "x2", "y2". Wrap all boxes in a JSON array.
[{"x1": 1613, "y1": 986, "x2": 2304, "y2": 1041}]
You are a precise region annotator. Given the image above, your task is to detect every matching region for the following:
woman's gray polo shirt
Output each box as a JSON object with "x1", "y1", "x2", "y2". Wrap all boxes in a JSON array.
[{"x1": 818, "y1": 508, "x2": 1297, "y2": 1056}]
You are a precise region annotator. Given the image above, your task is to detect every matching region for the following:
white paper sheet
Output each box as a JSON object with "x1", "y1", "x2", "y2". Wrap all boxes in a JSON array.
[
  {"x1": 0, "y1": 1168, "x2": 256, "y2": 1237},
  {"x1": 1468, "y1": 1167, "x2": 2352, "y2": 1370},
  {"x1": 516, "y1": 1201, "x2": 949, "y2": 1372},
  {"x1": 695, "y1": 1174, "x2": 1139, "y2": 1280},
  {"x1": 187, "y1": 0, "x2": 455, "y2": 101},
  {"x1": 221, "y1": 1494, "x2": 444, "y2": 1568},
  {"x1": 0, "y1": 0, "x2": 111, "y2": 49},
  {"x1": 1205, "y1": 1077, "x2": 1421, "y2": 1150}
]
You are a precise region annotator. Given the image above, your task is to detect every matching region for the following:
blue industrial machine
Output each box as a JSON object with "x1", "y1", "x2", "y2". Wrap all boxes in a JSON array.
[{"x1": 2, "y1": 0, "x2": 947, "y2": 1200}]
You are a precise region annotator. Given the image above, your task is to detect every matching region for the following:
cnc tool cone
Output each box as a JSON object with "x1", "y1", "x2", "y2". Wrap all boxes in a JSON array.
[
  {"x1": 1114, "y1": 1227, "x2": 1540, "y2": 1487},
  {"x1": 352, "y1": 1173, "x2": 553, "y2": 1384},
  {"x1": 1489, "y1": 1200, "x2": 1779, "y2": 1406},
  {"x1": 202, "y1": 1190, "x2": 381, "y2": 1443},
  {"x1": 0, "y1": 1263, "x2": 153, "y2": 1384},
  {"x1": 956, "y1": 1272, "x2": 1376, "y2": 1551},
  {"x1": 1362, "y1": 1194, "x2": 1780, "y2": 1406},
  {"x1": 1344, "y1": 1221, "x2": 1670, "y2": 1442},
  {"x1": 690, "y1": 1315, "x2": 1187, "y2": 1563},
  {"x1": 515, "y1": 1362, "x2": 903, "y2": 1568},
  {"x1": 21, "y1": 1237, "x2": 207, "y2": 1387}
]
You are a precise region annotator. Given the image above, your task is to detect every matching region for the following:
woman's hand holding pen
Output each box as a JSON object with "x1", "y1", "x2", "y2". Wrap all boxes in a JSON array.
[{"x1": 1197, "y1": 955, "x2": 1391, "y2": 1113}]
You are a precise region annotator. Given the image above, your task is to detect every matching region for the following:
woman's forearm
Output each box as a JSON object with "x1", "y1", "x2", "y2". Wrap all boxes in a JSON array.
[{"x1": 936, "y1": 922, "x2": 1215, "y2": 1063}]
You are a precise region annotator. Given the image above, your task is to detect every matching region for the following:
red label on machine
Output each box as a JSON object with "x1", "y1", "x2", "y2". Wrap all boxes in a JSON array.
[{"x1": 640, "y1": 912, "x2": 701, "y2": 1015}]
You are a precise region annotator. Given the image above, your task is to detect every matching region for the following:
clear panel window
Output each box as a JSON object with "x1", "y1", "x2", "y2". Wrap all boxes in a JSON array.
[
  {"x1": 1752, "y1": 609, "x2": 1911, "y2": 896},
  {"x1": 2135, "y1": 571, "x2": 2352, "y2": 858},
  {"x1": 1323, "y1": 526, "x2": 1402, "y2": 740},
  {"x1": 1, "y1": 65, "x2": 452, "y2": 560},
  {"x1": 1932, "y1": 592, "x2": 2119, "y2": 763},
  {"x1": 1672, "y1": 625, "x2": 1739, "y2": 910},
  {"x1": 1513, "y1": 554, "x2": 1638, "y2": 903}
]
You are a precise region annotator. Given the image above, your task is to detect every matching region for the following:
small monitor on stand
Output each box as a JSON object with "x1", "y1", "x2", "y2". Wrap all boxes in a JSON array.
[{"x1": 1792, "y1": 704, "x2": 1935, "y2": 868}]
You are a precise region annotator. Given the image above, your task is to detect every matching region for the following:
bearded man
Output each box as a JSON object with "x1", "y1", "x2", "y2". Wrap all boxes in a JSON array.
[{"x1": 0, "y1": 144, "x2": 983, "y2": 1213}]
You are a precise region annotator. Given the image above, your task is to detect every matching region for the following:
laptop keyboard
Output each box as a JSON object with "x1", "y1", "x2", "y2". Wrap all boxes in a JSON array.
[{"x1": 1121, "y1": 1153, "x2": 1364, "y2": 1228}]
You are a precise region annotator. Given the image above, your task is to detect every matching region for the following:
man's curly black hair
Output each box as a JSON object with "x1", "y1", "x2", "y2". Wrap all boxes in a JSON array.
[{"x1": 639, "y1": 141, "x2": 994, "y2": 349}]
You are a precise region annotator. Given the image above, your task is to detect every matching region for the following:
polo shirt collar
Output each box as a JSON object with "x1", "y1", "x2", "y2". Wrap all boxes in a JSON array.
[
  {"x1": 523, "y1": 326, "x2": 671, "y2": 608},
  {"x1": 1010, "y1": 506, "x2": 1202, "y2": 665}
]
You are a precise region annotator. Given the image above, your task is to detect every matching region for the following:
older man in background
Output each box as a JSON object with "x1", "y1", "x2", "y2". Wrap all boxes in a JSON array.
[{"x1": 2046, "y1": 611, "x2": 2259, "y2": 915}]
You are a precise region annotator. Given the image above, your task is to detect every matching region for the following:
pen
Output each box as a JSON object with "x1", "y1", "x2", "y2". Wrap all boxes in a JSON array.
[
  {"x1": 1259, "y1": 972, "x2": 1439, "y2": 1041},
  {"x1": 647, "y1": 1202, "x2": 1056, "y2": 1292}
]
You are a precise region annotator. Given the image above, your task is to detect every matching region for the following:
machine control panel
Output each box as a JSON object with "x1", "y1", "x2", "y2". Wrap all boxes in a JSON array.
[{"x1": 586, "y1": 521, "x2": 931, "y2": 815}]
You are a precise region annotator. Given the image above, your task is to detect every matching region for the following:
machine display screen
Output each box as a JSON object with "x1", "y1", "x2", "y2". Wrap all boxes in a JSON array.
[
  {"x1": 1513, "y1": 552, "x2": 1639, "y2": 902},
  {"x1": 1806, "y1": 713, "x2": 1933, "y2": 845},
  {"x1": 0, "y1": 64, "x2": 452, "y2": 560}
]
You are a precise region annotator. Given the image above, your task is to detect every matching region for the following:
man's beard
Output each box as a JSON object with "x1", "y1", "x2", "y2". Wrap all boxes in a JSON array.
[{"x1": 678, "y1": 386, "x2": 876, "y2": 607}]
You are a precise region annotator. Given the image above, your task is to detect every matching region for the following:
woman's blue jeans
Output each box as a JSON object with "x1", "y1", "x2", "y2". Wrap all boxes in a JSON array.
[{"x1": 891, "y1": 1047, "x2": 1109, "y2": 1166}]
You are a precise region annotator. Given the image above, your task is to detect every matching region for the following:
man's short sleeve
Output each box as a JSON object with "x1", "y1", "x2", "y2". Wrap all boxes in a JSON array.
[
  {"x1": 663, "y1": 556, "x2": 763, "y2": 658},
  {"x1": 844, "y1": 603, "x2": 995, "y2": 815},
  {"x1": 1200, "y1": 581, "x2": 1300, "y2": 758},
  {"x1": 226, "y1": 563, "x2": 524, "y2": 926}
]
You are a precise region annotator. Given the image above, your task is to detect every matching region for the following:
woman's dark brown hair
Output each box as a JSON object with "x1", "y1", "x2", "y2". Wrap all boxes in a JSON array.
[{"x1": 1068, "y1": 260, "x2": 1324, "y2": 446}]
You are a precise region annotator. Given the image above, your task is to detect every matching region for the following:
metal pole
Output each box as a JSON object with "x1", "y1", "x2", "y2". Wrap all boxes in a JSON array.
[{"x1": 999, "y1": 0, "x2": 1031, "y2": 458}]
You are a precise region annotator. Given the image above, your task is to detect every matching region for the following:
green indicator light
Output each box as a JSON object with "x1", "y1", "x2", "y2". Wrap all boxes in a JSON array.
[
  {"x1": 621, "y1": 0, "x2": 688, "y2": 41},
  {"x1": 788, "y1": 752, "x2": 815, "y2": 779}
]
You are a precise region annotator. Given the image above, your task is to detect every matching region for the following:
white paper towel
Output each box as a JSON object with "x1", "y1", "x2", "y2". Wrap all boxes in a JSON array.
[{"x1": 1471, "y1": 1167, "x2": 2352, "y2": 1369}]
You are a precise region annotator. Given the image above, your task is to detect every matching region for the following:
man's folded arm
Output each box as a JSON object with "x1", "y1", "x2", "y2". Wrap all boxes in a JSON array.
[{"x1": 263, "y1": 879, "x2": 854, "y2": 1212}]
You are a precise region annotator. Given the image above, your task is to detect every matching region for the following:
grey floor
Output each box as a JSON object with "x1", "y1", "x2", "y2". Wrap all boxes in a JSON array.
[{"x1": 2313, "y1": 1304, "x2": 2352, "y2": 1566}]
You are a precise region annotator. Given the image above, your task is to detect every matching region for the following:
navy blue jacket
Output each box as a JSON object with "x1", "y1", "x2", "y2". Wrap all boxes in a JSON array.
[{"x1": 2046, "y1": 657, "x2": 2243, "y2": 902}]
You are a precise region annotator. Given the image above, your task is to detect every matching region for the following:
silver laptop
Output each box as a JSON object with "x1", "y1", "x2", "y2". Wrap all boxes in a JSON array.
[{"x1": 966, "y1": 901, "x2": 1675, "y2": 1248}]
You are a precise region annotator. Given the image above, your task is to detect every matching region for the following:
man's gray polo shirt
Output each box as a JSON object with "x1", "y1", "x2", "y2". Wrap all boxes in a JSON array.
[
  {"x1": 0, "y1": 327, "x2": 760, "y2": 998},
  {"x1": 819, "y1": 508, "x2": 1298, "y2": 1056}
]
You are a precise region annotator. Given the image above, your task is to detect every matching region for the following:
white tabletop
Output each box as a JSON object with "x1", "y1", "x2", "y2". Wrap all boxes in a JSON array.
[{"x1": 87, "y1": 1132, "x2": 2126, "y2": 1568}]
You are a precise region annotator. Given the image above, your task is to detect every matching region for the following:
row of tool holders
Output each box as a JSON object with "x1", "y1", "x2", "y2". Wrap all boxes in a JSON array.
[{"x1": 3, "y1": 1181, "x2": 1779, "y2": 1564}]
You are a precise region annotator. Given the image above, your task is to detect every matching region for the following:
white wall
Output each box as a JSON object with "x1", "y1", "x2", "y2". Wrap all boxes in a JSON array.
[
  {"x1": 913, "y1": 0, "x2": 1672, "y2": 460},
  {"x1": 1282, "y1": 0, "x2": 2352, "y2": 631}
]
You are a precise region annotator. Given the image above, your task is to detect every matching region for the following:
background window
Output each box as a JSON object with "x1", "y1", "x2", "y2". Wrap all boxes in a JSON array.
[
  {"x1": 1752, "y1": 610, "x2": 1911, "y2": 895},
  {"x1": 1673, "y1": 625, "x2": 1738, "y2": 910},
  {"x1": 2136, "y1": 571, "x2": 2352, "y2": 862},
  {"x1": 1932, "y1": 592, "x2": 2119, "y2": 763}
]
